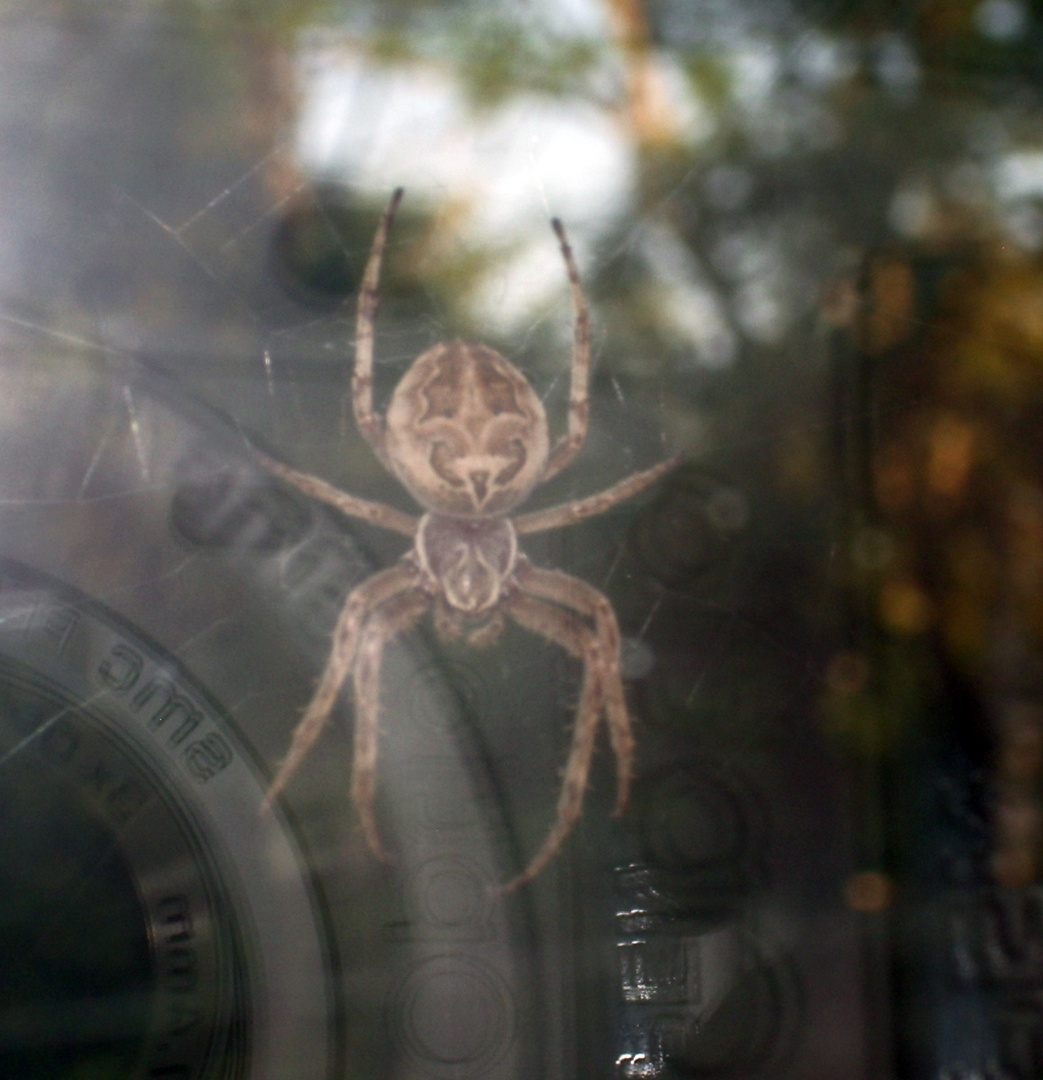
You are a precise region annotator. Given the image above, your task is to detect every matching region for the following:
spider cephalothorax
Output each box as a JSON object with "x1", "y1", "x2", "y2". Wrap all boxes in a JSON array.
[{"x1": 259, "y1": 188, "x2": 676, "y2": 889}]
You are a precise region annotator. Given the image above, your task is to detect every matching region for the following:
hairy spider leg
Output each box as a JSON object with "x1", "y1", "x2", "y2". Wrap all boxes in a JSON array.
[
  {"x1": 500, "y1": 591, "x2": 610, "y2": 891},
  {"x1": 265, "y1": 561, "x2": 426, "y2": 805},
  {"x1": 351, "y1": 586, "x2": 432, "y2": 860},
  {"x1": 514, "y1": 559, "x2": 634, "y2": 813},
  {"x1": 255, "y1": 451, "x2": 417, "y2": 536},
  {"x1": 513, "y1": 454, "x2": 680, "y2": 535},
  {"x1": 352, "y1": 186, "x2": 404, "y2": 466},
  {"x1": 542, "y1": 218, "x2": 593, "y2": 482}
]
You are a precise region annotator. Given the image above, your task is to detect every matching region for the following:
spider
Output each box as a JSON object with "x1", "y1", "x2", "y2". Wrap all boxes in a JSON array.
[{"x1": 258, "y1": 188, "x2": 676, "y2": 889}]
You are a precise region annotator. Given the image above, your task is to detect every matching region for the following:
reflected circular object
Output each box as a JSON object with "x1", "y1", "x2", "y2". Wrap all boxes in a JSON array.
[
  {"x1": 391, "y1": 956, "x2": 515, "y2": 1078},
  {"x1": 620, "y1": 636, "x2": 656, "y2": 679},
  {"x1": 0, "y1": 561, "x2": 331, "y2": 1079},
  {"x1": 642, "y1": 772, "x2": 744, "y2": 869},
  {"x1": 637, "y1": 763, "x2": 767, "y2": 891},
  {"x1": 631, "y1": 472, "x2": 745, "y2": 589},
  {"x1": 418, "y1": 857, "x2": 487, "y2": 928},
  {"x1": 0, "y1": 349, "x2": 344, "y2": 1079},
  {"x1": 170, "y1": 468, "x2": 312, "y2": 552},
  {"x1": 656, "y1": 955, "x2": 802, "y2": 1077}
]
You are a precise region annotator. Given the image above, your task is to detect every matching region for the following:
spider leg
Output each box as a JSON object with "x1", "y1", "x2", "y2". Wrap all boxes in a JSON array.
[
  {"x1": 350, "y1": 586, "x2": 431, "y2": 860},
  {"x1": 352, "y1": 187, "x2": 404, "y2": 467},
  {"x1": 255, "y1": 450, "x2": 417, "y2": 536},
  {"x1": 501, "y1": 590, "x2": 606, "y2": 891},
  {"x1": 514, "y1": 559, "x2": 634, "y2": 813},
  {"x1": 513, "y1": 455, "x2": 680, "y2": 535},
  {"x1": 542, "y1": 218, "x2": 592, "y2": 482},
  {"x1": 265, "y1": 561, "x2": 425, "y2": 805}
]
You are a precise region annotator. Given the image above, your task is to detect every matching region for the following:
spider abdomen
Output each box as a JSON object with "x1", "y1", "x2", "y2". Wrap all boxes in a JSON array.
[
  {"x1": 416, "y1": 513, "x2": 518, "y2": 614},
  {"x1": 385, "y1": 340, "x2": 550, "y2": 516}
]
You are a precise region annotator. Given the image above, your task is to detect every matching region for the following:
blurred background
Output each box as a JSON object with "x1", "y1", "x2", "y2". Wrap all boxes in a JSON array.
[{"x1": 1, "y1": 0, "x2": 1043, "y2": 1077}]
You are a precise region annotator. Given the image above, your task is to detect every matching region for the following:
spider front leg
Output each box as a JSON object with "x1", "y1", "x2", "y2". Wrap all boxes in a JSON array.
[
  {"x1": 350, "y1": 587, "x2": 431, "y2": 860},
  {"x1": 266, "y1": 560, "x2": 425, "y2": 805},
  {"x1": 351, "y1": 187, "x2": 404, "y2": 466},
  {"x1": 542, "y1": 217, "x2": 592, "y2": 482},
  {"x1": 513, "y1": 455, "x2": 680, "y2": 536},
  {"x1": 502, "y1": 590, "x2": 615, "y2": 891},
  {"x1": 255, "y1": 450, "x2": 417, "y2": 536}
]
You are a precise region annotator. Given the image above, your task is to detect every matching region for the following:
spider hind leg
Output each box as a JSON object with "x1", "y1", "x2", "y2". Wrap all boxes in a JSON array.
[
  {"x1": 514, "y1": 560, "x2": 634, "y2": 815},
  {"x1": 500, "y1": 589, "x2": 626, "y2": 892},
  {"x1": 265, "y1": 562, "x2": 425, "y2": 807},
  {"x1": 350, "y1": 587, "x2": 432, "y2": 860}
]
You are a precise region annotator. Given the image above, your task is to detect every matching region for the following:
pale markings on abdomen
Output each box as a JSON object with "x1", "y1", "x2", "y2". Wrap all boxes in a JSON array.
[
  {"x1": 430, "y1": 441, "x2": 466, "y2": 488},
  {"x1": 418, "y1": 345, "x2": 529, "y2": 426}
]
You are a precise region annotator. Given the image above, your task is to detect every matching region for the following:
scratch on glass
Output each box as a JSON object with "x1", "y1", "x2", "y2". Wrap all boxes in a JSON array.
[
  {"x1": 217, "y1": 179, "x2": 308, "y2": 256},
  {"x1": 0, "y1": 703, "x2": 78, "y2": 770},
  {"x1": 636, "y1": 592, "x2": 662, "y2": 642},
  {"x1": 173, "y1": 147, "x2": 285, "y2": 236},
  {"x1": 122, "y1": 385, "x2": 150, "y2": 482},
  {"x1": 263, "y1": 348, "x2": 276, "y2": 401},
  {"x1": 78, "y1": 415, "x2": 120, "y2": 499}
]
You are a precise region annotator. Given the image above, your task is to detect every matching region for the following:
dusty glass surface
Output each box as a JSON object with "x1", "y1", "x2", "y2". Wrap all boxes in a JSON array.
[{"x1": 0, "y1": 1, "x2": 1041, "y2": 1077}]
